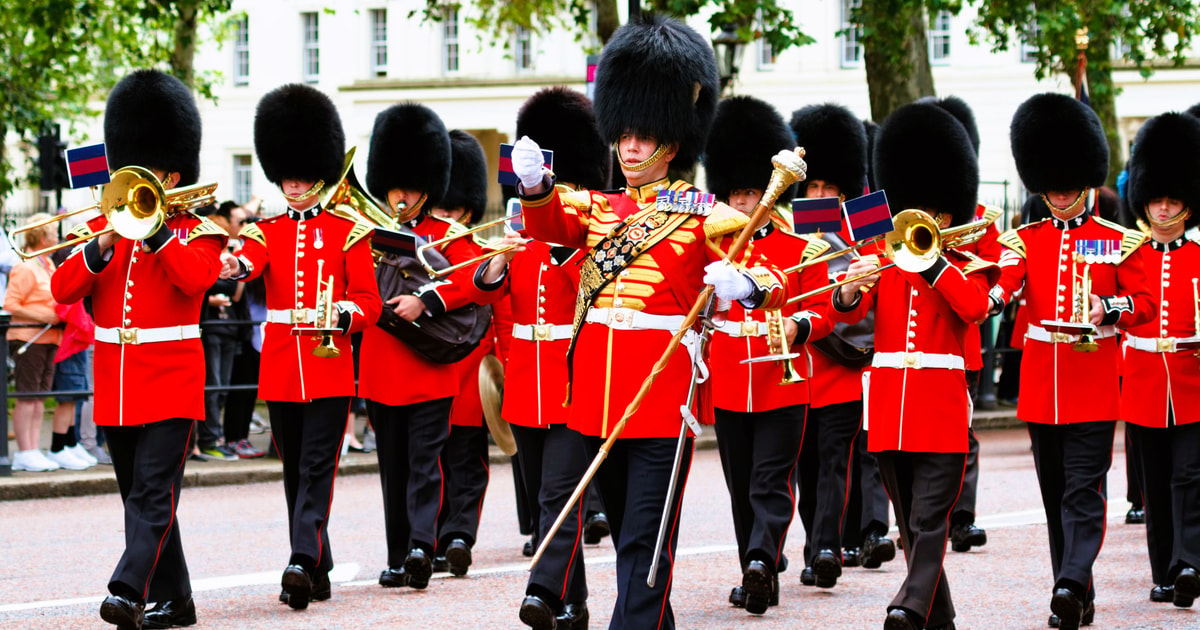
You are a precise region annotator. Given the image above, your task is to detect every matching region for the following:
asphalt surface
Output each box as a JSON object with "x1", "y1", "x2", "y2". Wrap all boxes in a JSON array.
[{"x1": 1, "y1": 420, "x2": 1197, "y2": 629}]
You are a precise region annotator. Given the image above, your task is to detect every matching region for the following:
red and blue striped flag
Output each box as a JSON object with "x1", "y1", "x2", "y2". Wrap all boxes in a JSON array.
[
  {"x1": 498, "y1": 143, "x2": 553, "y2": 187},
  {"x1": 843, "y1": 190, "x2": 894, "y2": 241},
  {"x1": 66, "y1": 143, "x2": 110, "y2": 189},
  {"x1": 790, "y1": 196, "x2": 843, "y2": 234},
  {"x1": 371, "y1": 227, "x2": 419, "y2": 258}
]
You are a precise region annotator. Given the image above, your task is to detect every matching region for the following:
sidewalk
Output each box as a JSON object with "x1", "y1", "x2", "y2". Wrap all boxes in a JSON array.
[{"x1": 0, "y1": 408, "x2": 1022, "y2": 501}]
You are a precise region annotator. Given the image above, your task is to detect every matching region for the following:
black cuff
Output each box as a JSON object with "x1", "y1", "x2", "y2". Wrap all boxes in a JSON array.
[
  {"x1": 336, "y1": 309, "x2": 352, "y2": 334},
  {"x1": 143, "y1": 224, "x2": 174, "y2": 253},
  {"x1": 832, "y1": 287, "x2": 861, "y2": 312},
  {"x1": 918, "y1": 256, "x2": 950, "y2": 285},
  {"x1": 231, "y1": 256, "x2": 251, "y2": 281},
  {"x1": 739, "y1": 275, "x2": 766, "y2": 309},
  {"x1": 1099, "y1": 295, "x2": 1132, "y2": 326},
  {"x1": 517, "y1": 174, "x2": 556, "y2": 200},
  {"x1": 473, "y1": 260, "x2": 507, "y2": 291},
  {"x1": 988, "y1": 295, "x2": 1004, "y2": 318},
  {"x1": 82, "y1": 238, "x2": 112, "y2": 274},
  {"x1": 790, "y1": 314, "x2": 814, "y2": 345},
  {"x1": 417, "y1": 289, "x2": 445, "y2": 317}
]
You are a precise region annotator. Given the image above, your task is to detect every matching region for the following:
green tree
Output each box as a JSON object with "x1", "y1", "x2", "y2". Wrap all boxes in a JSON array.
[
  {"x1": 970, "y1": 1, "x2": 1200, "y2": 187},
  {"x1": 849, "y1": 1, "x2": 954, "y2": 123}
]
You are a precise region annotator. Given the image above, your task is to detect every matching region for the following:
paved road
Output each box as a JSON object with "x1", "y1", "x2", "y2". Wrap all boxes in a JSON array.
[{"x1": 0, "y1": 428, "x2": 1195, "y2": 629}]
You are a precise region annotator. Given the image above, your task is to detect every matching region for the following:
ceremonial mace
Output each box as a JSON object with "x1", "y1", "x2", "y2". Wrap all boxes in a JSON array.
[{"x1": 530, "y1": 148, "x2": 807, "y2": 572}]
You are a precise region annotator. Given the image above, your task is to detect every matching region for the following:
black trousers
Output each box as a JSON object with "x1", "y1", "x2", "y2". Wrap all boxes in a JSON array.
[
  {"x1": 267, "y1": 397, "x2": 349, "y2": 574},
  {"x1": 714, "y1": 405, "x2": 805, "y2": 573},
  {"x1": 1127, "y1": 421, "x2": 1200, "y2": 585},
  {"x1": 438, "y1": 424, "x2": 490, "y2": 550},
  {"x1": 1027, "y1": 420, "x2": 1115, "y2": 600},
  {"x1": 877, "y1": 450, "x2": 966, "y2": 628},
  {"x1": 104, "y1": 418, "x2": 195, "y2": 603},
  {"x1": 585, "y1": 436, "x2": 693, "y2": 630},
  {"x1": 844, "y1": 427, "x2": 892, "y2": 547},
  {"x1": 367, "y1": 397, "x2": 451, "y2": 564},
  {"x1": 952, "y1": 429, "x2": 981, "y2": 525},
  {"x1": 1125, "y1": 423, "x2": 1145, "y2": 509},
  {"x1": 511, "y1": 423, "x2": 590, "y2": 608},
  {"x1": 795, "y1": 400, "x2": 859, "y2": 564}
]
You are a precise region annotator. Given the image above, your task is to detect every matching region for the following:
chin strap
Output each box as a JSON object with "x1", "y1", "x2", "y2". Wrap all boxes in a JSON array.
[
  {"x1": 1043, "y1": 189, "x2": 1090, "y2": 221},
  {"x1": 281, "y1": 179, "x2": 325, "y2": 204},
  {"x1": 1147, "y1": 206, "x2": 1191, "y2": 229},
  {"x1": 615, "y1": 143, "x2": 669, "y2": 172}
]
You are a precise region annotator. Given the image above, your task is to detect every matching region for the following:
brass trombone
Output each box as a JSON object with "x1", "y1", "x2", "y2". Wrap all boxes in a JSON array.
[
  {"x1": 13, "y1": 166, "x2": 217, "y2": 259},
  {"x1": 322, "y1": 148, "x2": 398, "y2": 230},
  {"x1": 784, "y1": 209, "x2": 993, "y2": 305},
  {"x1": 415, "y1": 214, "x2": 531, "y2": 278}
]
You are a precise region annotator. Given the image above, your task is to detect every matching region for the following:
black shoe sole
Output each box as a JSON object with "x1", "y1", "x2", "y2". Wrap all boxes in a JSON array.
[
  {"x1": 728, "y1": 586, "x2": 746, "y2": 608},
  {"x1": 951, "y1": 531, "x2": 987, "y2": 552},
  {"x1": 863, "y1": 540, "x2": 896, "y2": 568},
  {"x1": 446, "y1": 545, "x2": 472, "y2": 577},
  {"x1": 1175, "y1": 570, "x2": 1200, "y2": 607},
  {"x1": 519, "y1": 599, "x2": 558, "y2": 630},
  {"x1": 144, "y1": 613, "x2": 196, "y2": 629},
  {"x1": 742, "y1": 566, "x2": 772, "y2": 615},
  {"x1": 404, "y1": 554, "x2": 433, "y2": 589},
  {"x1": 583, "y1": 519, "x2": 610, "y2": 545},
  {"x1": 812, "y1": 553, "x2": 841, "y2": 589},
  {"x1": 99, "y1": 600, "x2": 142, "y2": 630},
  {"x1": 281, "y1": 571, "x2": 312, "y2": 610},
  {"x1": 1049, "y1": 593, "x2": 1081, "y2": 630}
]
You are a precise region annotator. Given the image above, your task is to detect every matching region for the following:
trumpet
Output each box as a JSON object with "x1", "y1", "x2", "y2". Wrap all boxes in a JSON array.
[
  {"x1": 739, "y1": 309, "x2": 804, "y2": 384},
  {"x1": 13, "y1": 166, "x2": 217, "y2": 259},
  {"x1": 291, "y1": 258, "x2": 341, "y2": 358},
  {"x1": 784, "y1": 209, "x2": 992, "y2": 305},
  {"x1": 1071, "y1": 254, "x2": 1099, "y2": 352},
  {"x1": 416, "y1": 214, "x2": 531, "y2": 278}
]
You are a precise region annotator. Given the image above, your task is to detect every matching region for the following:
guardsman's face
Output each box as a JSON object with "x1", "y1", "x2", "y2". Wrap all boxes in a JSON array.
[
  {"x1": 387, "y1": 189, "x2": 423, "y2": 217},
  {"x1": 1148, "y1": 197, "x2": 1185, "y2": 224},
  {"x1": 728, "y1": 188, "x2": 764, "y2": 215},
  {"x1": 149, "y1": 168, "x2": 177, "y2": 190},
  {"x1": 1045, "y1": 190, "x2": 1083, "y2": 209},
  {"x1": 281, "y1": 179, "x2": 319, "y2": 210},
  {"x1": 618, "y1": 133, "x2": 659, "y2": 164},
  {"x1": 805, "y1": 180, "x2": 840, "y2": 199},
  {"x1": 431, "y1": 206, "x2": 468, "y2": 223}
]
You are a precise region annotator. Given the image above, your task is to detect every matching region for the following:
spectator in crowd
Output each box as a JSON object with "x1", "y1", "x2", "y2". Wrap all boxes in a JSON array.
[
  {"x1": 0, "y1": 225, "x2": 19, "y2": 302},
  {"x1": 5, "y1": 213, "x2": 82, "y2": 471},
  {"x1": 219, "y1": 209, "x2": 265, "y2": 459},
  {"x1": 49, "y1": 246, "x2": 101, "y2": 467}
]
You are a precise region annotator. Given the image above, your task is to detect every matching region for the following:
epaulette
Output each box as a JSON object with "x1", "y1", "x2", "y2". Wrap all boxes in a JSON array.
[
  {"x1": 560, "y1": 189, "x2": 594, "y2": 213},
  {"x1": 955, "y1": 250, "x2": 999, "y2": 276},
  {"x1": 1093, "y1": 216, "x2": 1149, "y2": 262},
  {"x1": 1186, "y1": 226, "x2": 1200, "y2": 245},
  {"x1": 980, "y1": 205, "x2": 1003, "y2": 228},
  {"x1": 68, "y1": 222, "x2": 94, "y2": 241},
  {"x1": 343, "y1": 221, "x2": 374, "y2": 251},
  {"x1": 240, "y1": 222, "x2": 266, "y2": 246},
  {"x1": 997, "y1": 228, "x2": 1027, "y2": 259},
  {"x1": 187, "y1": 217, "x2": 228, "y2": 241},
  {"x1": 778, "y1": 231, "x2": 832, "y2": 263},
  {"x1": 703, "y1": 202, "x2": 749, "y2": 239}
]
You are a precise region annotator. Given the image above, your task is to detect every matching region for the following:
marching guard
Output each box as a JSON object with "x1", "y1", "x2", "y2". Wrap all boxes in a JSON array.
[
  {"x1": 52, "y1": 70, "x2": 225, "y2": 630},
  {"x1": 220, "y1": 84, "x2": 381, "y2": 610},
  {"x1": 702, "y1": 95, "x2": 832, "y2": 615},
  {"x1": 510, "y1": 15, "x2": 791, "y2": 629},
  {"x1": 1120, "y1": 110, "x2": 1200, "y2": 609},
  {"x1": 832, "y1": 101, "x2": 998, "y2": 630},
  {"x1": 989, "y1": 93, "x2": 1153, "y2": 630}
]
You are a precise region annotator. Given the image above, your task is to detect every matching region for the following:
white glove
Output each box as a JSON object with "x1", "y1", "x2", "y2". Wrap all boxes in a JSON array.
[
  {"x1": 512, "y1": 136, "x2": 546, "y2": 189},
  {"x1": 704, "y1": 260, "x2": 753, "y2": 301}
]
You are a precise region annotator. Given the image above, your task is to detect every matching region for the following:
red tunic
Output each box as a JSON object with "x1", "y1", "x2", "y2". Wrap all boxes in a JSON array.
[
  {"x1": 993, "y1": 213, "x2": 1154, "y2": 424},
  {"x1": 710, "y1": 223, "x2": 832, "y2": 412},
  {"x1": 958, "y1": 205, "x2": 1003, "y2": 371},
  {"x1": 52, "y1": 213, "x2": 226, "y2": 426},
  {"x1": 1120, "y1": 236, "x2": 1200, "y2": 428},
  {"x1": 522, "y1": 177, "x2": 789, "y2": 439},
  {"x1": 830, "y1": 252, "x2": 998, "y2": 453},
  {"x1": 236, "y1": 207, "x2": 380, "y2": 402},
  {"x1": 359, "y1": 216, "x2": 479, "y2": 407}
]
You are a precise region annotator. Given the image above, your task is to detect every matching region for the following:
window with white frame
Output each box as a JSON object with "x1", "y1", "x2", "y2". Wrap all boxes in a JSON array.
[
  {"x1": 515, "y1": 25, "x2": 533, "y2": 71},
  {"x1": 758, "y1": 37, "x2": 776, "y2": 69},
  {"x1": 841, "y1": 0, "x2": 863, "y2": 68},
  {"x1": 302, "y1": 12, "x2": 319, "y2": 82},
  {"x1": 443, "y1": 9, "x2": 460, "y2": 74},
  {"x1": 233, "y1": 15, "x2": 249, "y2": 85},
  {"x1": 1020, "y1": 20, "x2": 1042, "y2": 63},
  {"x1": 370, "y1": 9, "x2": 387, "y2": 77},
  {"x1": 928, "y1": 10, "x2": 952, "y2": 64},
  {"x1": 233, "y1": 155, "x2": 253, "y2": 204}
]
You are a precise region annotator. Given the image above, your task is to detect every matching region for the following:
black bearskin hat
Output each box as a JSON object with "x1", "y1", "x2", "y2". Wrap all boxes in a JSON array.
[
  {"x1": 254, "y1": 84, "x2": 345, "y2": 188},
  {"x1": 862, "y1": 119, "x2": 879, "y2": 192},
  {"x1": 704, "y1": 96, "x2": 797, "y2": 205},
  {"x1": 104, "y1": 70, "x2": 202, "y2": 186},
  {"x1": 788, "y1": 104, "x2": 868, "y2": 201},
  {"x1": 916, "y1": 95, "x2": 979, "y2": 155},
  {"x1": 1187, "y1": 103, "x2": 1200, "y2": 119},
  {"x1": 438, "y1": 130, "x2": 489, "y2": 225},
  {"x1": 594, "y1": 14, "x2": 719, "y2": 169},
  {"x1": 367, "y1": 102, "x2": 452, "y2": 208},
  {"x1": 874, "y1": 102, "x2": 979, "y2": 227},
  {"x1": 1011, "y1": 93, "x2": 1108, "y2": 194},
  {"x1": 517, "y1": 87, "x2": 611, "y2": 191},
  {"x1": 1127, "y1": 112, "x2": 1200, "y2": 229}
]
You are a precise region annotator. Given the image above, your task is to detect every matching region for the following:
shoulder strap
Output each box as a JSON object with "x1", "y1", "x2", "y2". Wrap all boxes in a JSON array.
[
  {"x1": 997, "y1": 228, "x2": 1026, "y2": 259},
  {"x1": 343, "y1": 222, "x2": 374, "y2": 251},
  {"x1": 240, "y1": 222, "x2": 266, "y2": 246},
  {"x1": 188, "y1": 217, "x2": 228, "y2": 241}
]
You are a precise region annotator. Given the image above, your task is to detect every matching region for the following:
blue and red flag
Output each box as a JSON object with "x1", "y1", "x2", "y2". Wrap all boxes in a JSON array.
[
  {"x1": 66, "y1": 143, "x2": 110, "y2": 189},
  {"x1": 498, "y1": 143, "x2": 553, "y2": 187},
  {"x1": 790, "y1": 197, "x2": 843, "y2": 234},
  {"x1": 843, "y1": 190, "x2": 894, "y2": 241},
  {"x1": 371, "y1": 227, "x2": 419, "y2": 258}
]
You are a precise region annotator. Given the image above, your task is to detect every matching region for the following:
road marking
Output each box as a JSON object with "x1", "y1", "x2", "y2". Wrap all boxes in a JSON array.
[{"x1": 0, "y1": 500, "x2": 1137, "y2": 613}]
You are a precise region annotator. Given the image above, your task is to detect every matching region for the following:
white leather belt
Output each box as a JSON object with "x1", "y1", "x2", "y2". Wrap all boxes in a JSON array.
[
  {"x1": 1026, "y1": 324, "x2": 1116, "y2": 344},
  {"x1": 714, "y1": 319, "x2": 769, "y2": 338},
  {"x1": 1124, "y1": 334, "x2": 1196, "y2": 353},
  {"x1": 873, "y1": 351, "x2": 965, "y2": 371},
  {"x1": 585, "y1": 307, "x2": 687, "y2": 332},
  {"x1": 512, "y1": 323, "x2": 573, "y2": 341},
  {"x1": 266, "y1": 308, "x2": 317, "y2": 325},
  {"x1": 95, "y1": 324, "x2": 200, "y2": 346}
]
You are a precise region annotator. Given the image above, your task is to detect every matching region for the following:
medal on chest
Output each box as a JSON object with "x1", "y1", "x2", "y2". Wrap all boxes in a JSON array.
[{"x1": 313, "y1": 227, "x2": 325, "y2": 250}]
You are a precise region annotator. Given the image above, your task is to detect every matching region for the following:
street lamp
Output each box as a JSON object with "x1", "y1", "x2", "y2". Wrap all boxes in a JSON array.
[{"x1": 712, "y1": 23, "x2": 746, "y2": 95}]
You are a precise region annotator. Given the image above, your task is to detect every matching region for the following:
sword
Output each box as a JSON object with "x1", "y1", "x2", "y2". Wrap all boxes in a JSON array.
[{"x1": 16, "y1": 324, "x2": 54, "y2": 355}]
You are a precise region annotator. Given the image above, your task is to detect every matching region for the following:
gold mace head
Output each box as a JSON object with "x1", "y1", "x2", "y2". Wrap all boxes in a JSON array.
[
  {"x1": 764, "y1": 147, "x2": 807, "y2": 203},
  {"x1": 1075, "y1": 27, "x2": 1089, "y2": 50}
]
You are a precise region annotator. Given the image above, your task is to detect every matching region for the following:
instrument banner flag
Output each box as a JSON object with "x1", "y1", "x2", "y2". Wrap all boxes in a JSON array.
[
  {"x1": 791, "y1": 196, "x2": 843, "y2": 234},
  {"x1": 498, "y1": 143, "x2": 553, "y2": 186},
  {"x1": 371, "y1": 227, "x2": 422, "y2": 258},
  {"x1": 66, "y1": 143, "x2": 110, "y2": 189},
  {"x1": 844, "y1": 190, "x2": 894, "y2": 241}
]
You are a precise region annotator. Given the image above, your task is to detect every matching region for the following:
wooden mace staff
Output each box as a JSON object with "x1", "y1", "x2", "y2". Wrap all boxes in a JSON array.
[{"x1": 530, "y1": 147, "x2": 807, "y2": 570}]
